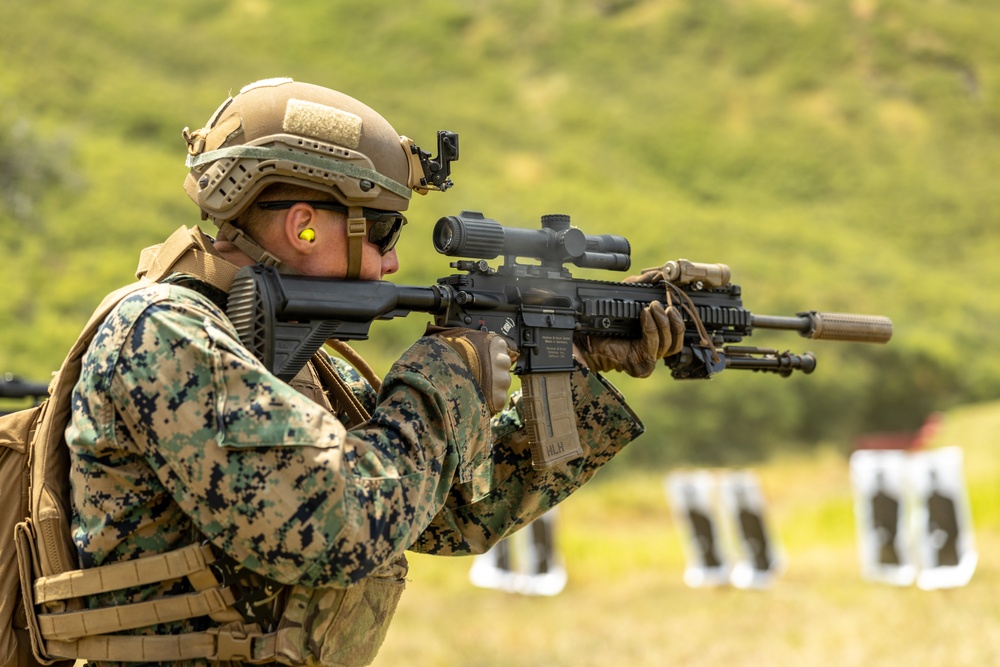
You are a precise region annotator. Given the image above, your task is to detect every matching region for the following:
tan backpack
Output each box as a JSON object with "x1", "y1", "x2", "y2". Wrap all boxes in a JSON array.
[
  {"x1": 1, "y1": 405, "x2": 54, "y2": 667},
  {"x1": 0, "y1": 227, "x2": 279, "y2": 666},
  {"x1": 2, "y1": 226, "x2": 386, "y2": 666},
  {"x1": 2, "y1": 278, "x2": 153, "y2": 667}
]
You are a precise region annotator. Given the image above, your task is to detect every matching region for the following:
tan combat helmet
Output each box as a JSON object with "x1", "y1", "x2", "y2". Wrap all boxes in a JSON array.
[{"x1": 182, "y1": 77, "x2": 457, "y2": 276}]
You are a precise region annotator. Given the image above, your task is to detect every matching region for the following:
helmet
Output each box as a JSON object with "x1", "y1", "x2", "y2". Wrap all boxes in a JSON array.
[{"x1": 182, "y1": 78, "x2": 440, "y2": 223}]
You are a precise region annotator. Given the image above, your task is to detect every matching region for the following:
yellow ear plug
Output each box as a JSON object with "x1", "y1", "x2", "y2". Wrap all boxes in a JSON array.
[{"x1": 298, "y1": 228, "x2": 316, "y2": 243}]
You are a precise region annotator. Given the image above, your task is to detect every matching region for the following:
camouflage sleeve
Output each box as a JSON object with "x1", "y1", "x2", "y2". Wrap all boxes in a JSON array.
[
  {"x1": 410, "y1": 364, "x2": 645, "y2": 555},
  {"x1": 93, "y1": 284, "x2": 491, "y2": 587}
]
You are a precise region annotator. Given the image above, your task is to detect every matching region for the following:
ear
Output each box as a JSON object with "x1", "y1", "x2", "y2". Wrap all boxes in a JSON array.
[{"x1": 283, "y1": 204, "x2": 318, "y2": 254}]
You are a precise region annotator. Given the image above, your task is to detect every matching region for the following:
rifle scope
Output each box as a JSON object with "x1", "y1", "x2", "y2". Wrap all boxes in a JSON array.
[{"x1": 433, "y1": 211, "x2": 632, "y2": 271}]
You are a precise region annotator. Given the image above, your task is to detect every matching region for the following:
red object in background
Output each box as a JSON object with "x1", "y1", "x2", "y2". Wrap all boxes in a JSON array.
[{"x1": 853, "y1": 413, "x2": 943, "y2": 451}]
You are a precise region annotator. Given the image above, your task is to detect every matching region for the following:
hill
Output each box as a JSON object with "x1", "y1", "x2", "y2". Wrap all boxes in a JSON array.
[{"x1": 2, "y1": 0, "x2": 999, "y2": 464}]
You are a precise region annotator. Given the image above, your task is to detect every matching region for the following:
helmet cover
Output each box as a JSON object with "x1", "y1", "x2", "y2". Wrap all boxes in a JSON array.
[{"x1": 183, "y1": 78, "x2": 417, "y2": 223}]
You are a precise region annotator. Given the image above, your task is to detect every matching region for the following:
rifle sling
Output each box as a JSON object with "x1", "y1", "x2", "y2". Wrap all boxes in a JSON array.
[
  {"x1": 325, "y1": 339, "x2": 383, "y2": 393},
  {"x1": 312, "y1": 350, "x2": 372, "y2": 428}
]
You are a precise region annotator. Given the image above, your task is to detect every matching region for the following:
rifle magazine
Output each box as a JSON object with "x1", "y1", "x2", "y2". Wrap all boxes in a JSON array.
[{"x1": 520, "y1": 373, "x2": 583, "y2": 469}]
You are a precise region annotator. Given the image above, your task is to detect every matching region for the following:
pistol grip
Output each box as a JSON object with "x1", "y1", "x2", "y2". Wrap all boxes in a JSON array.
[{"x1": 520, "y1": 372, "x2": 583, "y2": 469}]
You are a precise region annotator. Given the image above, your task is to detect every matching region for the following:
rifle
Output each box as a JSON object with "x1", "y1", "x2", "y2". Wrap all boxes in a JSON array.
[
  {"x1": 0, "y1": 373, "x2": 49, "y2": 416},
  {"x1": 227, "y1": 211, "x2": 892, "y2": 468}
]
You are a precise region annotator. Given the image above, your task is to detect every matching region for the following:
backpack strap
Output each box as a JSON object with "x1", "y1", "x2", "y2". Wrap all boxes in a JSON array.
[
  {"x1": 136, "y1": 225, "x2": 239, "y2": 293},
  {"x1": 18, "y1": 229, "x2": 388, "y2": 664},
  {"x1": 28, "y1": 227, "x2": 240, "y2": 584}
]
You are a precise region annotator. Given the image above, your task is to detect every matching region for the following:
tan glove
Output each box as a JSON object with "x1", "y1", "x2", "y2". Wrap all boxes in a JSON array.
[
  {"x1": 429, "y1": 327, "x2": 515, "y2": 414},
  {"x1": 575, "y1": 300, "x2": 685, "y2": 378}
]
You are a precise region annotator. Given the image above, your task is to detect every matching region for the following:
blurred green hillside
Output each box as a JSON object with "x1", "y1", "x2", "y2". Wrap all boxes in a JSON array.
[{"x1": 2, "y1": 0, "x2": 998, "y2": 465}]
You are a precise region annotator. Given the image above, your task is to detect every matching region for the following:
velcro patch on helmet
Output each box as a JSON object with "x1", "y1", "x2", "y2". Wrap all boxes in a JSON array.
[{"x1": 283, "y1": 99, "x2": 362, "y2": 150}]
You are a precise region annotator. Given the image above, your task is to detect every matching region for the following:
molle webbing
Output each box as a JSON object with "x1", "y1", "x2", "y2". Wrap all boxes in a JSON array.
[
  {"x1": 31, "y1": 544, "x2": 276, "y2": 662},
  {"x1": 39, "y1": 587, "x2": 238, "y2": 641},
  {"x1": 46, "y1": 627, "x2": 277, "y2": 663},
  {"x1": 34, "y1": 543, "x2": 219, "y2": 606}
]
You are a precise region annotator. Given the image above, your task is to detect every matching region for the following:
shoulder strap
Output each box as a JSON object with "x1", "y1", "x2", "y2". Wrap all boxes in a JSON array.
[
  {"x1": 136, "y1": 225, "x2": 239, "y2": 293},
  {"x1": 30, "y1": 226, "x2": 236, "y2": 581}
]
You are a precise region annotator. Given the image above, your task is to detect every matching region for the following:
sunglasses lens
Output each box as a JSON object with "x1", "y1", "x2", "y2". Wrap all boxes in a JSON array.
[{"x1": 368, "y1": 217, "x2": 404, "y2": 254}]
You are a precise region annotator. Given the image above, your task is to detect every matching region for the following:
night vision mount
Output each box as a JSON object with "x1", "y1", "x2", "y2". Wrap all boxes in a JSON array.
[{"x1": 412, "y1": 130, "x2": 459, "y2": 191}]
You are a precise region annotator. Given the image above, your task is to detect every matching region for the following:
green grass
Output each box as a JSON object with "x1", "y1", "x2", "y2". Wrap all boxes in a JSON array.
[{"x1": 372, "y1": 400, "x2": 1000, "y2": 666}]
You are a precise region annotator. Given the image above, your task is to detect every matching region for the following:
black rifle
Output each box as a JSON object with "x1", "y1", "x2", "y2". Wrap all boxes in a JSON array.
[
  {"x1": 0, "y1": 374, "x2": 49, "y2": 416},
  {"x1": 228, "y1": 211, "x2": 892, "y2": 467}
]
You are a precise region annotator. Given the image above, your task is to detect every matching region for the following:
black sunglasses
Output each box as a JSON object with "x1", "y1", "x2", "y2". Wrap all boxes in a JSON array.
[{"x1": 256, "y1": 200, "x2": 407, "y2": 255}]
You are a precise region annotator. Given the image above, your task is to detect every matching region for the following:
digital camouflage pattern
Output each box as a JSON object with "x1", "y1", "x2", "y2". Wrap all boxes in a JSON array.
[{"x1": 66, "y1": 262, "x2": 643, "y2": 665}]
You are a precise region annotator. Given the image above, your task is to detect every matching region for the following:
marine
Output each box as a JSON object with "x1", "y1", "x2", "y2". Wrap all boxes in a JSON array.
[{"x1": 52, "y1": 78, "x2": 681, "y2": 666}]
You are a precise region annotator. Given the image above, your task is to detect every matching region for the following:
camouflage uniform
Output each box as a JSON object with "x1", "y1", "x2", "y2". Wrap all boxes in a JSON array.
[{"x1": 66, "y1": 232, "x2": 644, "y2": 666}]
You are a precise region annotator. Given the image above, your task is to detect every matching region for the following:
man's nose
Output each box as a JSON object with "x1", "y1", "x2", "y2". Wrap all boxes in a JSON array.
[{"x1": 381, "y1": 249, "x2": 399, "y2": 277}]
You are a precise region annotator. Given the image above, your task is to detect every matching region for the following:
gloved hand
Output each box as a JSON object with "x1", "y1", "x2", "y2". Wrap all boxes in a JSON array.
[
  {"x1": 575, "y1": 300, "x2": 685, "y2": 378},
  {"x1": 429, "y1": 328, "x2": 516, "y2": 414}
]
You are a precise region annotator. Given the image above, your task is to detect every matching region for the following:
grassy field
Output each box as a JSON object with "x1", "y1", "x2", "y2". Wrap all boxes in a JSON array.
[{"x1": 371, "y1": 401, "x2": 1000, "y2": 666}]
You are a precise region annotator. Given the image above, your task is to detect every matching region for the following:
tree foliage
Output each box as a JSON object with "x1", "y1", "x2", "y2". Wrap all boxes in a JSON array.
[{"x1": 2, "y1": 0, "x2": 998, "y2": 465}]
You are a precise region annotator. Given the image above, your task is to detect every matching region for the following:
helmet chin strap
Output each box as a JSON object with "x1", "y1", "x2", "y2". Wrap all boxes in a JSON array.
[
  {"x1": 346, "y1": 206, "x2": 365, "y2": 280},
  {"x1": 219, "y1": 211, "x2": 366, "y2": 278},
  {"x1": 216, "y1": 220, "x2": 293, "y2": 273}
]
